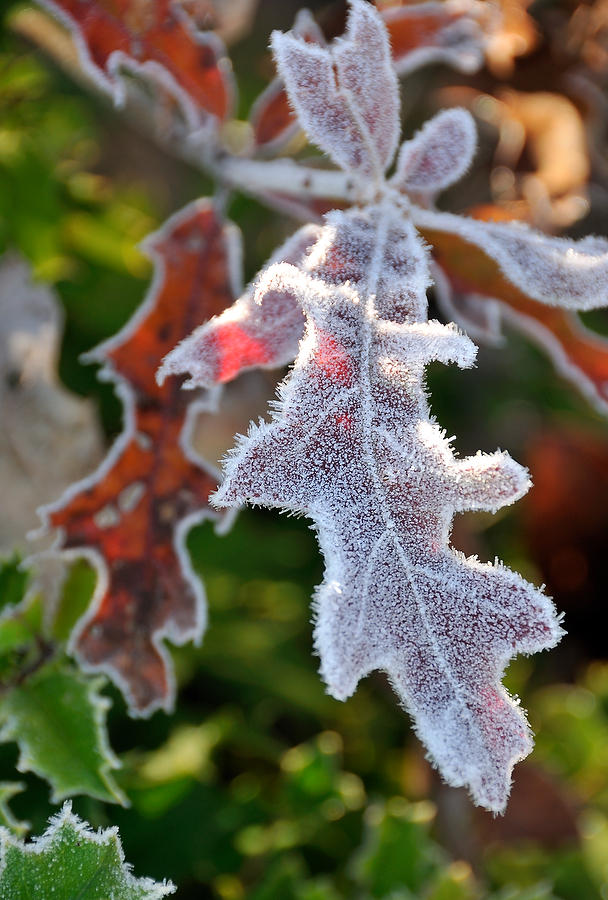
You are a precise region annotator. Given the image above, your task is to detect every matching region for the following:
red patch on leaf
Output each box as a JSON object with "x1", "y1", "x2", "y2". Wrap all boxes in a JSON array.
[
  {"x1": 43, "y1": 0, "x2": 233, "y2": 121},
  {"x1": 211, "y1": 322, "x2": 271, "y2": 383},
  {"x1": 42, "y1": 201, "x2": 238, "y2": 716},
  {"x1": 315, "y1": 330, "x2": 354, "y2": 386}
]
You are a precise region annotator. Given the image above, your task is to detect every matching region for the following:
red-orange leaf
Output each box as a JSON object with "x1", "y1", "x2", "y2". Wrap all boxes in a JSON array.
[
  {"x1": 251, "y1": 81, "x2": 299, "y2": 151},
  {"x1": 41, "y1": 201, "x2": 240, "y2": 716},
  {"x1": 425, "y1": 221, "x2": 608, "y2": 413},
  {"x1": 41, "y1": 0, "x2": 234, "y2": 124},
  {"x1": 380, "y1": 1, "x2": 486, "y2": 74},
  {"x1": 250, "y1": 9, "x2": 324, "y2": 152}
]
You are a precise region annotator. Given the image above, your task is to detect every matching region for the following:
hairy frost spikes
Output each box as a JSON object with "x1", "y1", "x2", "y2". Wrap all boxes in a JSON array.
[
  {"x1": 271, "y1": 0, "x2": 400, "y2": 181},
  {"x1": 213, "y1": 204, "x2": 563, "y2": 813}
]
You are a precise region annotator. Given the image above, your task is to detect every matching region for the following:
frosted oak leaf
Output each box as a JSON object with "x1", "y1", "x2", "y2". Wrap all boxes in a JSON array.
[
  {"x1": 161, "y1": 0, "x2": 608, "y2": 810},
  {"x1": 212, "y1": 204, "x2": 563, "y2": 813}
]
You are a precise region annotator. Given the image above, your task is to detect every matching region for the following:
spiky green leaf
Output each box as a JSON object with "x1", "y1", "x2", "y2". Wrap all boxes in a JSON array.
[
  {"x1": 0, "y1": 664, "x2": 126, "y2": 805},
  {"x1": 0, "y1": 802, "x2": 175, "y2": 899}
]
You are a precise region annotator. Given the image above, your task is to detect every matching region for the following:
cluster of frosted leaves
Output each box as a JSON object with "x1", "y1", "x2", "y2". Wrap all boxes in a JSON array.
[
  {"x1": 250, "y1": 1, "x2": 489, "y2": 155},
  {"x1": 211, "y1": 202, "x2": 563, "y2": 813},
  {"x1": 159, "y1": 0, "x2": 608, "y2": 812},
  {"x1": 0, "y1": 802, "x2": 174, "y2": 899},
  {"x1": 271, "y1": 1, "x2": 400, "y2": 183},
  {"x1": 164, "y1": 1, "x2": 608, "y2": 397}
]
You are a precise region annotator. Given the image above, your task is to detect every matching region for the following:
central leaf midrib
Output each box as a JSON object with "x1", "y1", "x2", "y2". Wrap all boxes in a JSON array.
[{"x1": 357, "y1": 204, "x2": 484, "y2": 729}]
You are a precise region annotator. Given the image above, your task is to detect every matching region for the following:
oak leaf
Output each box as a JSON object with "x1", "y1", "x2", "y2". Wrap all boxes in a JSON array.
[
  {"x1": 163, "y1": 0, "x2": 608, "y2": 809},
  {"x1": 213, "y1": 202, "x2": 563, "y2": 813},
  {"x1": 39, "y1": 0, "x2": 234, "y2": 128},
  {"x1": 40, "y1": 201, "x2": 239, "y2": 716}
]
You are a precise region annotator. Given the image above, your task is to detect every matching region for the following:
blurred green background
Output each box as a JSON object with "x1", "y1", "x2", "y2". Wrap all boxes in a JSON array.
[{"x1": 2, "y1": 1, "x2": 608, "y2": 897}]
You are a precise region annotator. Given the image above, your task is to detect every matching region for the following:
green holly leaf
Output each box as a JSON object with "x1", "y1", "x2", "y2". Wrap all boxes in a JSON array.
[
  {"x1": 0, "y1": 664, "x2": 127, "y2": 805},
  {"x1": 0, "y1": 784, "x2": 28, "y2": 836},
  {"x1": 0, "y1": 802, "x2": 175, "y2": 899}
]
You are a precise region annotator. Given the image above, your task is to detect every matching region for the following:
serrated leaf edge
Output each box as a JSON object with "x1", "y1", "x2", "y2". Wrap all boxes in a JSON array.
[
  {"x1": 0, "y1": 667, "x2": 128, "y2": 806},
  {"x1": 0, "y1": 801, "x2": 175, "y2": 897},
  {"x1": 32, "y1": 199, "x2": 242, "y2": 718}
]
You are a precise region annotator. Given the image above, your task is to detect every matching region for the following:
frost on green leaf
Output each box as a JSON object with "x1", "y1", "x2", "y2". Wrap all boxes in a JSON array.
[
  {"x1": 0, "y1": 801, "x2": 175, "y2": 899},
  {"x1": 0, "y1": 664, "x2": 126, "y2": 806}
]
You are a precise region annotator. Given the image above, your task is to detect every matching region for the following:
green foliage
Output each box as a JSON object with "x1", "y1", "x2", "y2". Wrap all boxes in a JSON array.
[
  {"x1": 353, "y1": 799, "x2": 448, "y2": 897},
  {"x1": 0, "y1": 559, "x2": 29, "y2": 617},
  {"x1": 0, "y1": 588, "x2": 42, "y2": 664},
  {"x1": 0, "y1": 664, "x2": 126, "y2": 806},
  {"x1": 0, "y1": 803, "x2": 175, "y2": 899},
  {"x1": 0, "y1": 556, "x2": 123, "y2": 808},
  {"x1": 0, "y1": 783, "x2": 27, "y2": 835}
]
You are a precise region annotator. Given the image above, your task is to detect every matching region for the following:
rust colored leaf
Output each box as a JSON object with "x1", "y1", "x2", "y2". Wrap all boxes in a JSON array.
[
  {"x1": 379, "y1": 0, "x2": 487, "y2": 75},
  {"x1": 251, "y1": 83, "x2": 295, "y2": 151},
  {"x1": 250, "y1": 84, "x2": 297, "y2": 151},
  {"x1": 426, "y1": 216, "x2": 608, "y2": 413},
  {"x1": 250, "y1": 9, "x2": 324, "y2": 153},
  {"x1": 40, "y1": 0, "x2": 234, "y2": 124},
  {"x1": 40, "y1": 201, "x2": 240, "y2": 716}
]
